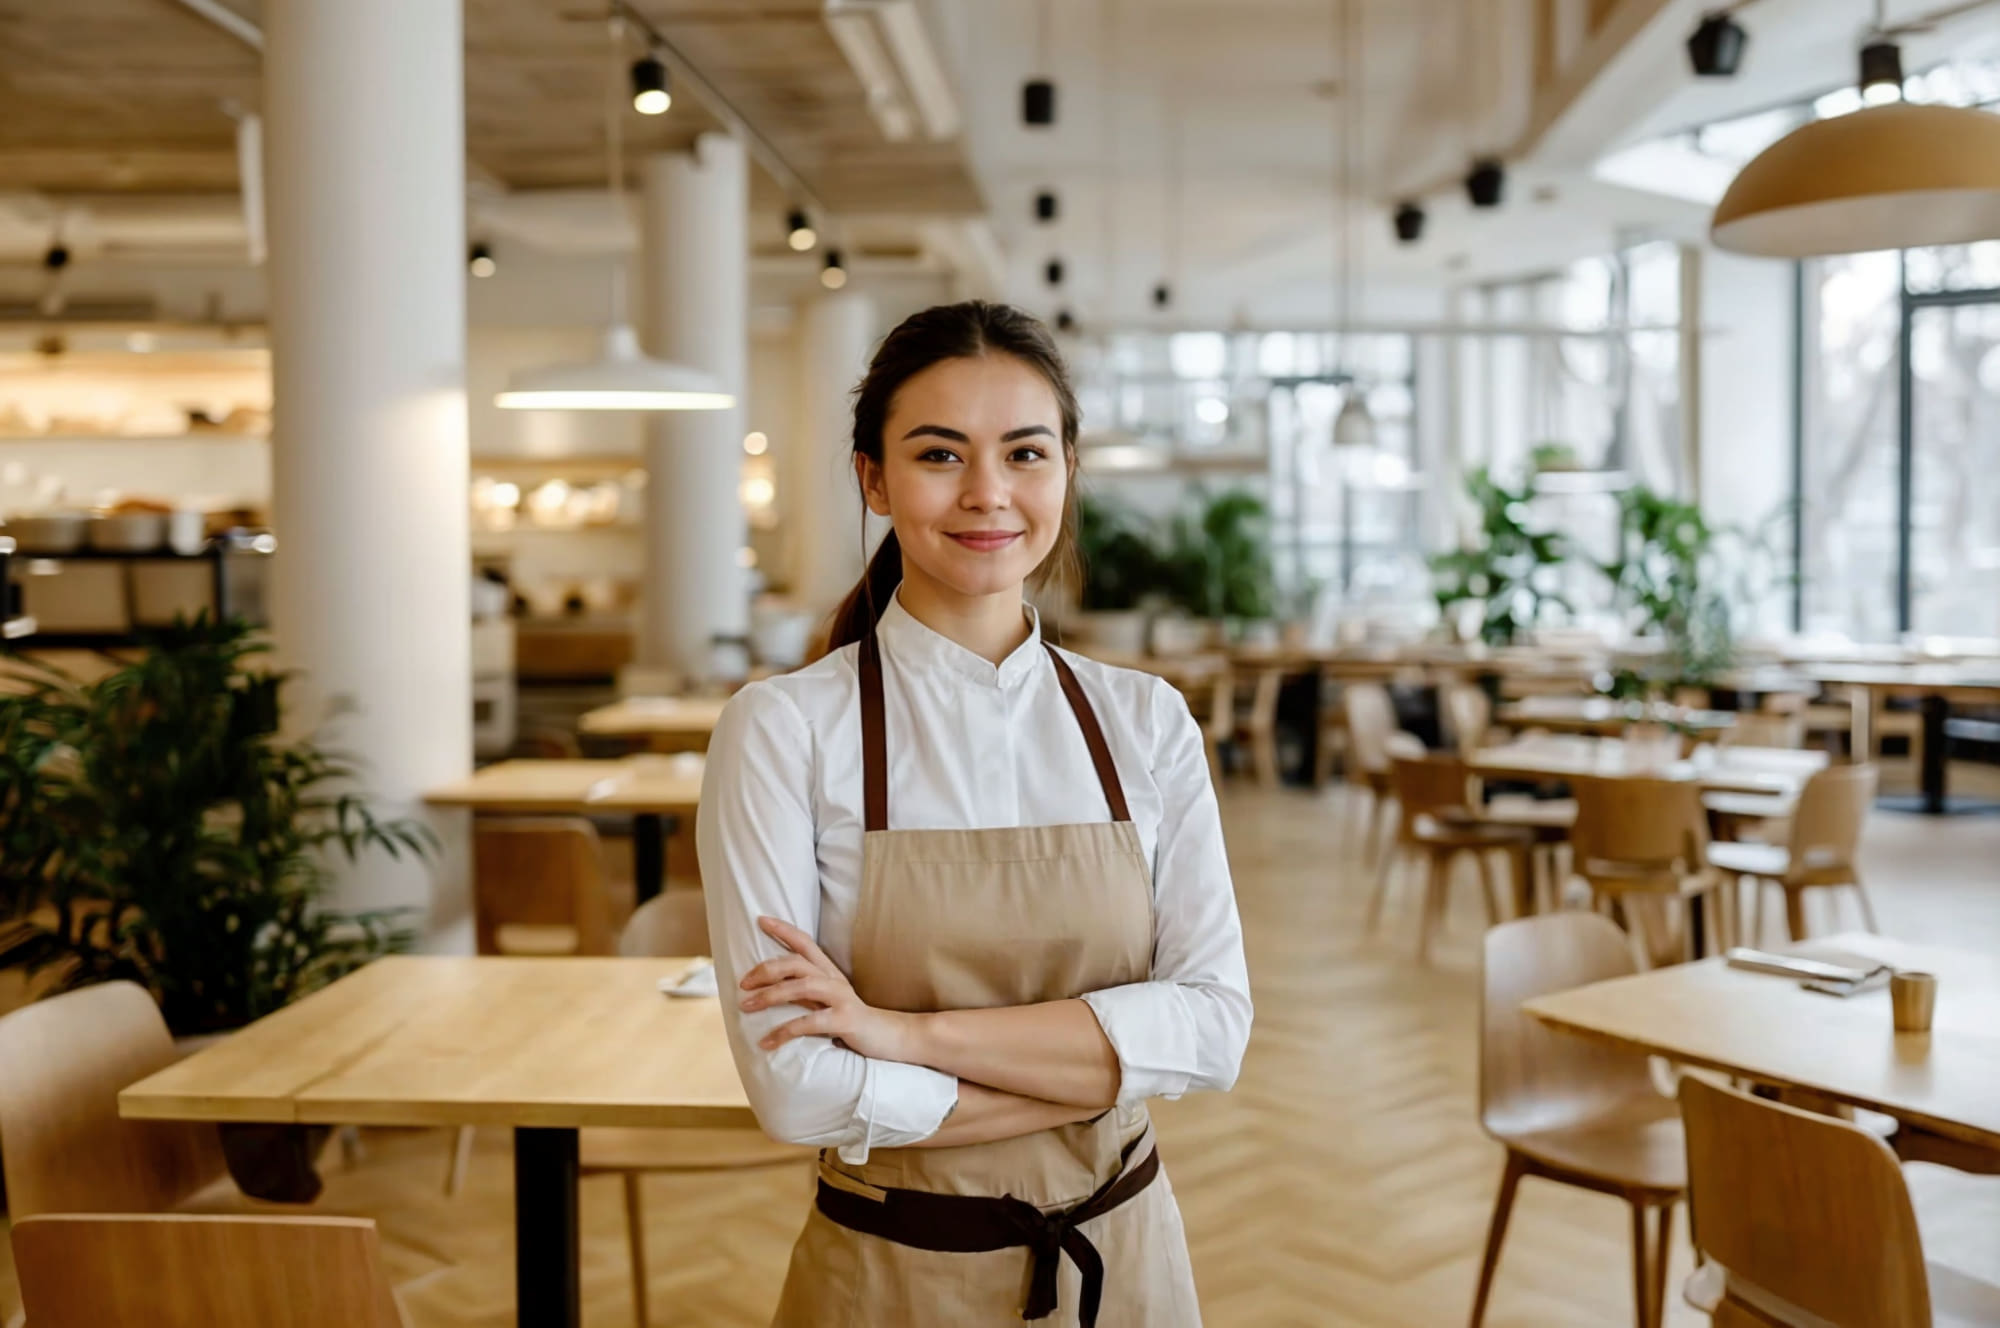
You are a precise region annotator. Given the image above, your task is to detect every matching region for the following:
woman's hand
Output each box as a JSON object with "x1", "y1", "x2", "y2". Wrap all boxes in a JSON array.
[{"x1": 739, "y1": 916, "x2": 923, "y2": 1063}]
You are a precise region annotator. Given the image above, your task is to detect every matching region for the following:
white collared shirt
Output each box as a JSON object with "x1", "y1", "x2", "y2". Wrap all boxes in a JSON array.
[{"x1": 697, "y1": 595, "x2": 1253, "y2": 1162}]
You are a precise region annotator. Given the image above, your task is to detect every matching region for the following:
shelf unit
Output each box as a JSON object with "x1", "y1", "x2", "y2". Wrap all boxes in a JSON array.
[{"x1": 1, "y1": 532, "x2": 274, "y2": 649}]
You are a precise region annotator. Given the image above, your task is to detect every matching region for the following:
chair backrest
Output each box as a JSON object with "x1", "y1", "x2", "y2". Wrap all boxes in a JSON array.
[
  {"x1": 1723, "y1": 711, "x2": 1805, "y2": 749},
  {"x1": 1343, "y1": 682, "x2": 1396, "y2": 776},
  {"x1": 1679, "y1": 1075, "x2": 1931, "y2": 1328},
  {"x1": 619, "y1": 890, "x2": 712, "y2": 958},
  {"x1": 1388, "y1": 742, "x2": 1474, "y2": 840},
  {"x1": 472, "y1": 817, "x2": 614, "y2": 956},
  {"x1": 0, "y1": 982, "x2": 226, "y2": 1218},
  {"x1": 1479, "y1": 913, "x2": 1657, "y2": 1132},
  {"x1": 12, "y1": 1213, "x2": 405, "y2": 1328},
  {"x1": 1443, "y1": 683, "x2": 1492, "y2": 756},
  {"x1": 1238, "y1": 667, "x2": 1285, "y2": 731},
  {"x1": 1785, "y1": 762, "x2": 1878, "y2": 882},
  {"x1": 1569, "y1": 776, "x2": 1709, "y2": 878}
]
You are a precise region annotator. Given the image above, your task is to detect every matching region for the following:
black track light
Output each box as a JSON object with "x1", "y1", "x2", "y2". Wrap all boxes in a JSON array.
[
  {"x1": 1023, "y1": 78, "x2": 1056, "y2": 126},
  {"x1": 1045, "y1": 259, "x2": 1064, "y2": 287},
  {"x1": 1153, "y1": 283, "x2": 1171, "y2": 310},
  {"x1": 786, "y1": 209, "x2": 817, "y2": 252},
  {"x1": 1035, "y1": 190, "x2": 1059, "y2": 222},
  {"x1": 1055, "y1": 309, "x2": 1076, "y2": 333},
  {"x1": 631, "y1": 54, "x2": 671, "y2": 115},
  {"x1": 1392, "y1": 202, "x2": 1425, "y2": 244},
  {"x1": 1859, "y1": 40, "x2": 1904, "y2": 103},
  {"x1": 1465, "y1": 159, "x2": 1505, "y2": 209},
  {"x1": 1686, "y1": 12, "x2": 1748, "y2": 78},
  {"x1": 821, "y1": 249, "x2": 848, "y2": 291},
  {"x1": 42, "y1": 244, "x2": 69, "y2": 272},
  {"x1": 468, "y1": 242, "x2": 496, "y2": 278}
]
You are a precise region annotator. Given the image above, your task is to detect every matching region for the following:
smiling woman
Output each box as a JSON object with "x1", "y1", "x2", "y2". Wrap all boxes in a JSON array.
[{"x1": 696, "y1": 300, "x2": 1251, "y2": 1326}]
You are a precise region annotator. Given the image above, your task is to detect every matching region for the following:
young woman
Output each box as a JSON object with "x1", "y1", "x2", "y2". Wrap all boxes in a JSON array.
[{"x1": 697, "y1": 300, "x2": 1252, "y2": 1326}]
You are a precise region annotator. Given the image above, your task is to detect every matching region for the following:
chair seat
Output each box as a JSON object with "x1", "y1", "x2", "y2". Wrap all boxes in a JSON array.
[
  {"x1": 1415, "y1": 816, "x2": 1537, "y2": 850},
  {"x1": 1688, "y1": 1259, "x2": 2000, "y2": 1328},
  {"x1": 1480, "y1": 796, "x2": 1577, "y2": 839},
  {"x1": 1489, "y1": 1095, "x2": 1687, "y2": 1194},
  {"x1": 578, "y1": 1126, "x2": 812, "y2": 1174},
  {"x1": 1702, "y1": 792, "x2": 1794, "y2": 823},
  {"x1": 1707, "y1": 841, "x2": 1792, "y2": 878}
]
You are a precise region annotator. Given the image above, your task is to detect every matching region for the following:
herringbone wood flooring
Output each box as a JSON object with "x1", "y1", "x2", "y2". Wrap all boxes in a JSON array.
[{"x1": 3, "y1": 767, "x2": 1997, "y2": 1326}]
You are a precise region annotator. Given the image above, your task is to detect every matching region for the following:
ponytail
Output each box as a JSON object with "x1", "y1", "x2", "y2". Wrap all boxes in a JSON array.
[
  {"x1": 821, "y1": 529, "x2": 904, "y2": 655},
  {"x1": 810, "y1": 300, "x2": 1081, "y2": 662}
]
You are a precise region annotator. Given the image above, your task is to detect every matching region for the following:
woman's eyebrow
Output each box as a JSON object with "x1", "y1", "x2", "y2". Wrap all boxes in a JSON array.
[
  {"x1": 1002, "y1": 425, "x2": 1056, "y2": 441},
  {"x1": 900, "y1": 423, "x2": 1056, "y2": 442}
]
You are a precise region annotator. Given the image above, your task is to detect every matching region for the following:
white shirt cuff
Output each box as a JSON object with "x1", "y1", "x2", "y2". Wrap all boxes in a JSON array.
[
  {"x1": 833, "y1": 1057, "x2": 960, "y2": 1166},
  {"x1": 1081, "y1": 983, "x2": 1196, "y2": 1107}
]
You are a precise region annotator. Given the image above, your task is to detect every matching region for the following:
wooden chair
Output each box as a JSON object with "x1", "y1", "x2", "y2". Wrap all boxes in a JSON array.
[
  {"x1": 1678, "y1": 1075, "x2": 2000, "y2": 1328},
  {"x1": 472, "y1": 816, "x2": 616, "y2": 957},
  {"x1": 1568, "y1": 777, "x2": 1730, "y2": 970},
  {"x1": 1443, "y1": 681, "x2": 1496, "y2": 756},
  {"x1": 1231, "y1": 666, "x2": 1287, "y2": 787},
  {"x1": 1474, "y1": 913, "x2": 1686, "y2": 1328},
  {"x1": 11, "y1": 1213, "x2": 403, "y2": 1327},
  {"x1": 1342, "y1": 681, "x2": 1399, "y2": 864},
  {"x1": 1721, "y1": 709, "x2": 1806, "y2": 749},
  {"x1": 0, "y1": 981, "x2": 229, "y2": 1219},
  {"x1": 1371, "y1": 735, "x2": 1536, "y2": 962},
  {"x1": 1178, "y1": 666, "x2": 1234, "y2": 787},
  {"x1": 580, "y1": 890, "x2": 814, "y2": 1328},
  {"x1": 1708, "y1": 763, "x2": 1880, "y2": 945}
]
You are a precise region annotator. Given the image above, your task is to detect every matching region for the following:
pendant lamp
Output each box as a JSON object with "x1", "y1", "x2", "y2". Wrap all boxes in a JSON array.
[
  {"x1": 1330, "y1": 0, "x2": 1374, "y2": 447},
  {"x1": 498, "y1": 19, "x2": 733, "y2": 413},
  {"x1": 1712, "y1": 8, "x2": 2000, "y2": 260}
]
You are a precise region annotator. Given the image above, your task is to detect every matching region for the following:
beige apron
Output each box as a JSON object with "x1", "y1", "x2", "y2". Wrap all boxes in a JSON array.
[{"x1": 770, "y1": 627, "x2": 1202, "y2": 1327}]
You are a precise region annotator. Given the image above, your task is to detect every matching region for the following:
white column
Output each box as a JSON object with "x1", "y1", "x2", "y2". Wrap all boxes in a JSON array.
[
  {"x1": 637, "y1": 134, "x2": 749, "y2": 678},
  {"x1": 790, "y1": 290, "x2": 878, "y2": 616},
  {"x1": 263, "y1": 0, "x2": 471, "y2": 927}
]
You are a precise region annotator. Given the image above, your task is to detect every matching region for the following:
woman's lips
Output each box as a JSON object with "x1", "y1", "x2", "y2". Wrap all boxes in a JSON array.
[{"x1": 945, "y1": 530, "x2": 1024, "y2": 551}]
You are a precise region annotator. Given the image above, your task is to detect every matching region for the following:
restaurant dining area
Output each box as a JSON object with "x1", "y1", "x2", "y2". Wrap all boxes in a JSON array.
[{"x1": 4, "y1": 0, "x2": 2000, "y2": 1325}]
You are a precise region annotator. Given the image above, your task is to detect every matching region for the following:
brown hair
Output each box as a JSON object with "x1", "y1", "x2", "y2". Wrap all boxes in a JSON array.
[{"x1": 820, "y1": 300, "x2": 1082, "y2": 653}]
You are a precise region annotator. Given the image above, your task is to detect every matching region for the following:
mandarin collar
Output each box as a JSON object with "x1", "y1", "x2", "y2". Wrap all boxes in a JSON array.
[{"x1": 876, "y1": 592, "x2": 1044, "y2": 690}]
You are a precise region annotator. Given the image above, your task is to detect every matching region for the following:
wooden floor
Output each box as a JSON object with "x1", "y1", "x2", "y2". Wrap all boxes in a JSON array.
[{"x1": 3, "y1": 761, "x2": 1997, "y2": 1326}]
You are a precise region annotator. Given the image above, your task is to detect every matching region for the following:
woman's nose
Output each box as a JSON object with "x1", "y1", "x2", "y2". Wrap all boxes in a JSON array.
[{"x1": 959, "y1": 456, "x2": 1008, "y2": 510}]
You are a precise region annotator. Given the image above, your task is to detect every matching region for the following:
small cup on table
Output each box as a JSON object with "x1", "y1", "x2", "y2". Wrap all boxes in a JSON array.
[{"x1": 1890, "y1": 970, "x2": 1937, "y2": 1033}]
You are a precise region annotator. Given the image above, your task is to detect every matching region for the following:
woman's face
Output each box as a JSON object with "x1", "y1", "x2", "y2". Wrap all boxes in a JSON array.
[{"x1": 860, "y1": 353, "x2": 1069, "y2": 604}]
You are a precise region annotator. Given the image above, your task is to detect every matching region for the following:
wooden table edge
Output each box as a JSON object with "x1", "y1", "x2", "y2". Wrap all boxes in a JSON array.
[
  {"x1": 1523, "y1": 997, "x2": 2000, "y2": 1155},
  {"x1": 289, "y1": 1101, "x2": 760, "y2": 1130},
  {"x1": 118, "y1": 1089, "x2": 302, "y2": 1124}
]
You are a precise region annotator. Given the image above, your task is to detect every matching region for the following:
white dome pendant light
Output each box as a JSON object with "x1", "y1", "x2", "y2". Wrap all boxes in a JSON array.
[
  {"x1": 498, "y1": 17, "x2": 733, "y2": 412},
  {"x1": 1330, "y1": 0, "x2": 1374, "y2": 448}
]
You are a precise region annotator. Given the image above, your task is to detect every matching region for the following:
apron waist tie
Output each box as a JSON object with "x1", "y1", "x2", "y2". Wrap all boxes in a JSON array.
[{"x1": 813, "y1": 1141, "x2": 1161, "y2": 1328}]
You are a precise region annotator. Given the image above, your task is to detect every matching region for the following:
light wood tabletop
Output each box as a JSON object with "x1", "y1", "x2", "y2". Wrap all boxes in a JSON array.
[
  {"x1": 1498, "y1": 694, "x2": 1737, "y2": 735},
  {"x1": 120, "y1": 955, "x2": 754, "y2": 1131},
  {"x1": 1525, "y1": 933, "x2": 2000, "y2": 1155},
  {"x1": 577, "y1": 696, "x2": 729, "y2": 746},
  {"x1": 1470, "y1": 735, "x2": 1826, "y2": 795},
  {"x1": 423, "y1": 754, "x2": 703, "y2": 815}
]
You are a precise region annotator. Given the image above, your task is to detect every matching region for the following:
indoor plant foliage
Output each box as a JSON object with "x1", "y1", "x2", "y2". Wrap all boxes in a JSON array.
[
  {"x1": 0, "y1": 616, "x2": 429, "y2": 1036},
  {"x1": 1430, "y1": 466, "x2": 1572, "y2": 645},
  {"x1": 1076, "y1": 495, "x2": 1168, "y2": 613},
  {"x1": 1165, "y1": 489, "x2": 1276, "y2": 626},
  {"x1": 1599, "y1": 485, "x2": 1735, "y2": 687}
]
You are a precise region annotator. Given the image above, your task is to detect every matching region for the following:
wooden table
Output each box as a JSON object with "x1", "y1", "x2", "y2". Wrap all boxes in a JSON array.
[
  {"x1": 121, "y1": 955, "x2": 753, "y2": 1328},
  {"x1": 425, "y1": 755, "x2": 703, "y2": 902},
  {"x1": 577, "y1": 696, "x2": 729, "y2": 753},
  {"x1": 1470, "y1": 735, "x2": 1827, "y2": 795},
  {"x1": 1806, "y1": 665, "x2": 2000, "y2": 815},
  {"x1": 1526, "y1": 933, "x2": 2000, "y2": 1165},
  {"x1": 1498, "y1": 695, "x2": 1738, "y2": 736}
]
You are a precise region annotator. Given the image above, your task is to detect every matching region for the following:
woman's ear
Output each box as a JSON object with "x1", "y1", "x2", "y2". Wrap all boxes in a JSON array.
[{"x1": 855, "y1": 453, "x2": 892, "y2": 517}]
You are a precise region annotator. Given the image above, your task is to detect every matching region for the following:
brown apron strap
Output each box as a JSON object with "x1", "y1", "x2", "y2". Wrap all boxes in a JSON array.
[
  {"x1": 859, "y1": 628, "x2": 890, "y2": 833},
  {"x1": 1045, "y1": 645, "x2": 1133, "y2": 823},
  {"x1": 857, "y1": 627, "x2": 1132, "y2": 831}
]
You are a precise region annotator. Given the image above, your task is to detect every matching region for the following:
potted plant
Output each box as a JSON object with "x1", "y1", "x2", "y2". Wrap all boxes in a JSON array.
[
  {"x1": 1430, "y1": 466, "x2": 1573, "y2": 645},
  {"x1": 0, "y1": 615, "x2": 430, "y2": 1039},
  {"x1": 1159, "y1": 489, "x2": 1276, "y2": 648},
  {"x1": 1598, "y1": 485, "x2": 1736, "y2": 691},
  {"x1": 1070, "y1": 496, "x2": 1166, "y2": 654}
]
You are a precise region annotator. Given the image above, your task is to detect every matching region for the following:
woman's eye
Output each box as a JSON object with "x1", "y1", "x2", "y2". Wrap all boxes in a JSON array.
[
  {"x1": 918, "y1": 448, "x2": 962, "y2": 464},
  {"x1": 1010, "y1": 446, "x2": 1048, "y2": 463}
]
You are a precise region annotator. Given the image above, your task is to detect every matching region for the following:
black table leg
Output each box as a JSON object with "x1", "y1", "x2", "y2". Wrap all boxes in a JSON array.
[
  {"x1": 633, "y1": 813, "x2": 666, "y2": 903},
  {"x1": 515, "y1": 1126, "x2": 580, "y2": 1328},
  {"x1": 1920, "y1": 694, "x2": 1950, "y2": 816}
]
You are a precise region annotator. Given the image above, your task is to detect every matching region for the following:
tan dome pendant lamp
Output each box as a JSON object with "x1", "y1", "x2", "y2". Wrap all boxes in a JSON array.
[
  {"x1": 1711, "y1": 0, "x2": 2000, "y2": 258},
  {"x1": 496, "y1": 13, "x2": 734, "y2": 412}
]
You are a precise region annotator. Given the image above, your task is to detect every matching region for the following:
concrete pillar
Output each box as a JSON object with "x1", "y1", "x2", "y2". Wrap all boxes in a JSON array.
[
  {"x1": 790, "y1": 290, "x2": 879, "y2": 616},
  {"x1": 637, "y1": 135, "x2": 749, "y2": 679},
  {"x1": 263, "y1": 0, "x2": 470, "y2": 926}
]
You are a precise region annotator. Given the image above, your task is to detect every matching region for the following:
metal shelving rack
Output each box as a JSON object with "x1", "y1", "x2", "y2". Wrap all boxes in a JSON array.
[{"x1": 0, "y1": 531, "x2": 275, "y2": 648}]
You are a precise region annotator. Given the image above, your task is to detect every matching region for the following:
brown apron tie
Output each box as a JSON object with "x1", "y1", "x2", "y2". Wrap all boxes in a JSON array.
[
  {"x1": 813, "y1": 1142, "x2": 1161, "y2": 1327},
  {"x1": 857, "y1": 626, "x2": 1131, "y2": 832}
]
